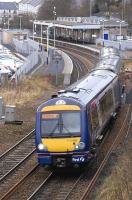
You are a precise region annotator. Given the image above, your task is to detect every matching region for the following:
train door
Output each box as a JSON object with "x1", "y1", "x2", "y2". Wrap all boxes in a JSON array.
[
  {"x1": 112, "y1": 80, "x2": 121, "y2": 107},
  {"x1": 89, "y1": 100, "x2": 100, "y2": 145},
  {"x1": 98, "y1": 88, "x2": 114, "y2": 127}
]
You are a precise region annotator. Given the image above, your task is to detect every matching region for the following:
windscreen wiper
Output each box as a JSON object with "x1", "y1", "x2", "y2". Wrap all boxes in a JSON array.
[
  {"x1": 48, "y1": 123, "x2": 59, "y2": 136},
  {"x1": 62, "y1": 124, "x2": 74, "y2": 136}
]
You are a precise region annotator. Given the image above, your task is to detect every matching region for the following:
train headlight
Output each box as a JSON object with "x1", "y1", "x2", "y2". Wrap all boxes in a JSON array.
[
  {"x1": 38, "y1": 143, "x2": 47, "y2": 151},
  {"x1": 75, "y1": 144, "x2": 79, "y2": 150},
  {"x1": 75, "y1": 142, "x2": 85, "y2": 150}
]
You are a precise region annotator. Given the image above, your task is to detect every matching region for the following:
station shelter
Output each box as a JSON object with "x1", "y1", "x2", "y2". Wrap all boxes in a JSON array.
[{"x1": 33, "y1": 16, "x2": 128, "y2": 44}]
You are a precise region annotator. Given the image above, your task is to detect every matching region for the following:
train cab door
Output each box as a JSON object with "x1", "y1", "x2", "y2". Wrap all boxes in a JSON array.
[{"x1": 88, "y1": 100, "x2": 100, "y2": 145}]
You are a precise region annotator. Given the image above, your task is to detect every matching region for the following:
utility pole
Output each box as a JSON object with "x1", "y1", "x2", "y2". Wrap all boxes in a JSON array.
[
  {"x1": 53, "y1": 6, "x2": 56, "y2": 49},
  {"x1": 8, "y1": 17, "x2": 10, "y2": 30},
  {"x1": 90, "y1": 0, "x2": 92, "y2": 17},
  {"x1": 33, "y1": 21, "x2": 34, "y2": 41},
  {"x1": 122, "y1": 0, "x2": 126, "y2": 20},
  {"x1": 19, "y1": 16, "x2": 22, "y2": 31},
  {"x1": 122, "y1": 0, "x2": 124, "y2": 20}
]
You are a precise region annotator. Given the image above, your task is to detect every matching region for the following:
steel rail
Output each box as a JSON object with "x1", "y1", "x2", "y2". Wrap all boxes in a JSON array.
[
  {"x1": 69, "y1": 54, "x2": 82, "y2": 81},
  {"x1": 63, "y1": 173, "x2": 87, "y2": 200},
  {"x1": 0, "y1": 129, "x2": 35, "y2": 159},
  {"x1": 30, "y1": 36, "x2": 99, "y2": 59},
  {"x1": 80, "y1": 105, "x2": 131, "y2": 200},
  {"x1": 57, "y1": 44, "x2": 98, "y2": 63},
  {"x1": 0, "y1": 149, "x2": 35, "y2": 182},
  {"x1": 27, "y1": 172, "x2": 53, "y2": 200},
  {"x1": 0, "y1": 164, "x2": 39, "y2": 200}
]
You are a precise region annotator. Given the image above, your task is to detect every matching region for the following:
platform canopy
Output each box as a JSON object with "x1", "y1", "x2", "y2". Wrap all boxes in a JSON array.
[
  {"x1": 34, "y1": 20, "x2": 101, "y2": 30},
  {"x1": 34, "y1": 16, "x2": 128, "y2": 30}
]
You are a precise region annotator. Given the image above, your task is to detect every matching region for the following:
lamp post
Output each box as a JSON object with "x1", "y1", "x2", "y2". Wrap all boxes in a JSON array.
[
  {"x1": 53, "y1": 6, "x2": 56, "y2": 49},
  {"x1": 47, "y1": 26, "x2": 49, "y2": 63},
  {"x1": 41, "y1": 23, "x2": 43, "y2": 44},
  {"x1": 120, "y1": 21, "x2": 121, "y2": 39},
  {"x1": 100, "y1": 19, "x2": 106, "y2": 47},
  {"x1": 46, "y1": 23, "x2": 53, "y2": 65},
  {"x1": 19, "y1": 16, "x2": 22, "y2": 31},
  {"x1": 122, "y1": 0, "x2": 126, "y2": 20},
  {"x1": 32, "y1": 16, "x2": 37, "y2": 41},
  {"x1": 33, "y1": 21, "x2": 34, "y2": 40},
  {"x1": 27, "y1": 3, "x2": 29, "y2": 14},
  {"x1": 7, "y1": 16, "x2": 10, "y2": 30},
  {"x1": 116, "y1": 20, "x2": 125, "y2": 50},
  {"x1": 82, "y1": 30, "x2": 85, "y2": 44},
  {"x1": 90, "y1": 0, "x2": 93, "y2": 17}
]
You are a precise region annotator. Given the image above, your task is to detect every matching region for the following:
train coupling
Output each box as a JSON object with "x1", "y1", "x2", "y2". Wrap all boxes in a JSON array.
[{"x1": 55, "y1": 157, "x2": 67, "y2": 168}]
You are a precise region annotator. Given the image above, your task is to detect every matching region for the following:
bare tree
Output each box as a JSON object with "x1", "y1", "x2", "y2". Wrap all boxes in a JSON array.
[{"x1": 38, "y1": 0, "x2": 77, "y2": 20}]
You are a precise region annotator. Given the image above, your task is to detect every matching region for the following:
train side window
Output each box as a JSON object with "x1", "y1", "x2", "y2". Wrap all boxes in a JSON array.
[
  {"x1": 99, "y1": 89, "x2": 113, "y2": 120},
  {"x1": 90, "y1": 102, "x2": 99, "y2": 134}
]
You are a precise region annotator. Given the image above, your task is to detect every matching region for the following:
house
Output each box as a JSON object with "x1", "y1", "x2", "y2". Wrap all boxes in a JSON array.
[
  {"x1": 0, "y1": 2, "x2": 18, "y2": 23},
  {"x1": 18, "y1": 0, "x2": 43, "y2": 15}
]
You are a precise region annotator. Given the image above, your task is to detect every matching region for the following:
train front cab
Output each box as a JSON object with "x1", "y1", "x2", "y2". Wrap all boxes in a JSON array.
[{"x1": 35, "y1": 99, "x2": 91, "y2": 168}]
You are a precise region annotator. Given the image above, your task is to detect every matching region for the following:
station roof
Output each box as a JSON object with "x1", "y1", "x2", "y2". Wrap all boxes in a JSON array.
[
  {"x1": 34, "y1": 16, "x2": 128, "y2": 30},
  {"x1": 34, "y1": 20, "x2": 101, "y2": 30}
]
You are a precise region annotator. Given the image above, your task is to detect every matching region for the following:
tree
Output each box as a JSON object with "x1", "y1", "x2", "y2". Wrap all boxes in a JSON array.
[
  {"x1": 79, "y1": 0, "x2": 100, "y2": 17},
  {"x1": 92, "y1": 3, "x2": 100, "y2": 14},
  {"x1": 38, "y1": 0, "x2": 76, "y2": 20},
  {"x1": 9, "y1": 14, "x2": 33, "y2": 29}
]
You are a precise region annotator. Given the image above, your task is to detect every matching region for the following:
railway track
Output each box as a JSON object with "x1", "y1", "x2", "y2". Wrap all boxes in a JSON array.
[
  {"x1": 64, "y1": 105, "x2": 132, "y2": 200},
  {"x1": 53, "y1": 42, "x2": 95, "y2": 84},
  {"x1": 1, "y1": 105, "x2": 131, "y2": 200},
  {"x1": 31, "y1": 36, "x2": 98, "y2": 82},
  {"x1": 50, "y1": 40, "x2": 99, "y2": 83},
  {"x1": 48, "y1": 38, "x2": 99, "y2": 68},
  {"x1": 0, "y1": 130, "x2": 36, "y2": 199},
  {"x1": 27, "y1": 171, "x2": 82, "y2": 200},
  {"x1": 0, "y1": 130, "x2": 35, "y2": 181},
  {"x1": 1, "y1": 39, "x2": 130, "y2": 200},
  {"x1": 31, "y1": 36, "x2": 99, "y2": 64},
  {"x1": 80, "y1": 105, "x2": 132, "y2": 200},
  {"x1": 0, "y1": 165, "x2": 52, "y2": 200},
  {"x1": 67, "y1": 53, "x2": 88, "y2": 83},
  {"x1": 0, "y1": 130, "x2": 35, "y2": 160},
  {"x1": 56, "y1": 42, "x2": 99, "y2": 65}
]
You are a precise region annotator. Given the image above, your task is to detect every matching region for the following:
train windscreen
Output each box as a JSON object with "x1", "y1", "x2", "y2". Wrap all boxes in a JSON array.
[{"x1": 41, "y1": 111, "x2": 81, "y2": 137}]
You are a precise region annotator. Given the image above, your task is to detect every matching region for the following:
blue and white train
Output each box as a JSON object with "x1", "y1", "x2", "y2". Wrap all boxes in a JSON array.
[{"x1": 35, "y1": 47, "x2": 123, "y2": 167}]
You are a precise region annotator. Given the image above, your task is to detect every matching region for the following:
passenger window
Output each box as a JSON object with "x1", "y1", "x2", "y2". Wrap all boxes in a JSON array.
[
  {"x1": 99, "y1": 89, "x2": 113, "y2": 120},
  {"x1": 90, "y1": 102, "x2": 99, "y2": 133}
]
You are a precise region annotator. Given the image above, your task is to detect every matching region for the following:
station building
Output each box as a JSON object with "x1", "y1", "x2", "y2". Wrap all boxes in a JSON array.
[
  {"x1": 0, "y1": 2, "x2": 18, "y2": 24},
  {"x1": 34, "y1": 16, "x2": 128, "y2": 44}
]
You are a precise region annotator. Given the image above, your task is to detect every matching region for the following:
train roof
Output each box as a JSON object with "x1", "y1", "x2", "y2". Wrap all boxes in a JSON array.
[
  {"x1": 95, "y1": 56, "x2": 121, "y2": 74},
  {"x1": 58, "y1": 69, "x2": 117, "y2": 105},
  {"x1": 100, "y1": 47, "x2": 120, "y2": 58}
]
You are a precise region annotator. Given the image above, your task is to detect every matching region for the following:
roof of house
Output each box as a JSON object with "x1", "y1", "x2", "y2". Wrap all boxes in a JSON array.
[
  {"x1": 20, "y1": 0, "x2": 42, "y2": 7},
  {"x1": 0, "y1": 2, "x2": 18, "y2": 10}
]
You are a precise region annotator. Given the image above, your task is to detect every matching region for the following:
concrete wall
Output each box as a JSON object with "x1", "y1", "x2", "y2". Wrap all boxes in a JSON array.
[
  {"x1": 13, "y1": 37, "x2": 74, "y2": 85},
  {"x1": 2, "y1": 31, "x2": 14, "y2": 45},
  {"x1": 13, "y1": 38, "x2": 40, "y2": 81},
  {"x1": 2, "y1": 30, "x2": 28, "y2": 46},
  {"x1": 15, "y1": 51, "x2": 39, "y2": 81},
  {"x1": 60, "y1": 50, "x2": 73, "y2": 86}
]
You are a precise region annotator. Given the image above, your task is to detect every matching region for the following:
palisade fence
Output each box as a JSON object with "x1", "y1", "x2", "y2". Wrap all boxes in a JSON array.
[
  {"x1": 15, "y1": 51, "x2": 39, "y2": 81},
  {"x1": 12, "y1": 38, "x2": 72, "y2": 86},
  {"x1": 13, "y1": 38, "x2": 47, "y2": 81},
  {"x1": 96, "y1": 39, "x2": 132, "y2": 50}
]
